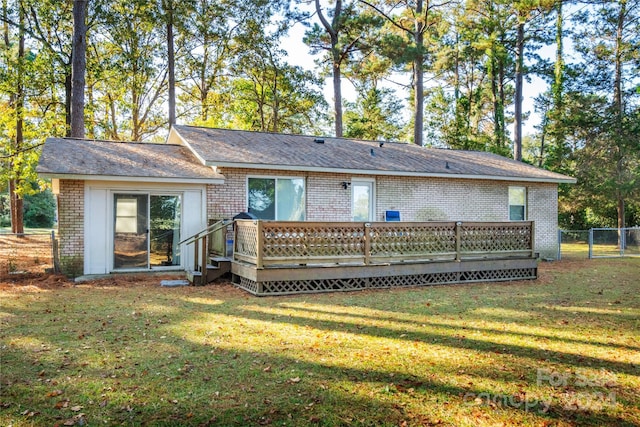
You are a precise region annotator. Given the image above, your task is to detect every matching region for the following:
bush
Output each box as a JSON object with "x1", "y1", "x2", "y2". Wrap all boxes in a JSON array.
[
  {"x1": 0, "y1": 189, "x2": 57, "y2": 229},
  {"x1": 24, "y1": 189, "x2": 56, "y2": 228},
  {"x1": 0, "y1": 194, "x2": 9, "y2": 227}
]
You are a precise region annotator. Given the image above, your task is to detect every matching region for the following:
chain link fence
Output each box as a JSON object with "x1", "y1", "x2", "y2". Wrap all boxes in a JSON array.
[
  {"x1": 558, "y1": 230, "x2": 590, "y2": 260},
  {"x1": 0, "y1": 231, "x2": 59, "y2": 277},
  {"x1": 559, "y1": 228, "x2": 640, "y2": 260}
]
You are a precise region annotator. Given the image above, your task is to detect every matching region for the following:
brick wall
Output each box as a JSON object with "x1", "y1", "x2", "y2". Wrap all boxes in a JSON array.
[
  {"x1": 207, "y1": 169, "x2": 559, "y2": 258},
  {"x1": 207, "y1": 168, "x2": 353, "y2": 221},
  {"x1": 526, "y1": 183, "x2": 558, "y2": 259},
  {"x1": 377, "y1": 176, "x2": 558, "y2": 258},
  {"x1": 58, "y1": 180, "x2": 84, "y2": 274}
]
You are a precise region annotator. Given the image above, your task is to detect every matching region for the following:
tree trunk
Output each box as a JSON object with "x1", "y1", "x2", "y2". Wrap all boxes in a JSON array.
[
  {"x1": 413, "y1": 0, "x2": 424, "y2": 146},
  {"x1": 65, "y1": 71, "x2": 72, "y2": 137},
  {"x1": 107, "y1": 93, "x2": 120, "y2": 140},
  {"x1": 9, "y1": 179, "x2": 24, "y2": 235},
  {"x1": 316, "y1": 0, "x2": 343, "y2": 137},
  {"x1": 10, "y1": 4, "x2": 25, "y2": 234},
  {"x1": 547, "y1": 0, "x2": 565, "y2": 169},
  {"x1": 614, "y1": 0, "x2": 626, "y2": 240},
  {"x1": 71, "y1": 0, "x2": 87, "y2": 138},
  {"x1": 513, "y1": 20, "x2": 524, "y2": 161},
  {"x1": 553, "y1": 1, "x2": 563, "y2": 111},
  {"x1": 332, "y1": 56, "x2": 343, "y2": 137},
  {"x1": 489, "y1": 51, "x2": 501, "y2": 147},
  {"x1": 166, "y1": 0, "x2": 176, "y2": 127}
]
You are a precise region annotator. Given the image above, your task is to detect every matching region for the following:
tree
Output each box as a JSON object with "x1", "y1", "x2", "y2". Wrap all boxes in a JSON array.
[
  {"x1": 424, "y1": 3, "x2": 494, "y2": 150},
  {"x1": 229, "y1": 41, "x2": 327, "y2": 133},
  {"x1": 176, "y1": 0, "x2": 238, "y2": 125},
  {"x1": 1, "y1": 0, "x2": 53, "y2": 233},
  {"x1": 305, "y1": 1, "x2": 378, "y2": 137},
  {"x1": 342, "y1": 50, "x2": 405, "y2": 140},
  {"x1": 23, "y1": 186, "x2": 55, "y2": 227},
  {"x1": 92, "y1": 0, "x2": 167, "y2": 141},
  {"x1": 512, "y1": 0, "x2": 555, "y2": 161},
  {"x1": 361, "y1": 0, "x2": 450, "y2": 146},
  {"x1": 7, "y1": 0, "x2": 25, "y2": 233},
  {"x1": 568, "y1": 0, "x2": 640, "y2": 231},
  {"x1": 344, "y1": 86, "x2": 404, "y2": 140},
  {"x1": 70, "y1": 0, "x2": 86, "y2": 137}
]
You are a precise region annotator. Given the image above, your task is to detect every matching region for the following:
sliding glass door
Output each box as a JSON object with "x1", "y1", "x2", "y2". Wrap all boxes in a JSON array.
[
  {"x1": 149, "y1": 195, "x2": 181, "y2": 267},
  {"x1": 113, "y1": 193, "x2": 181, "y2": 270},
  {"x1": 114, "y1": 194, "x2": 149, "y2": 269}
]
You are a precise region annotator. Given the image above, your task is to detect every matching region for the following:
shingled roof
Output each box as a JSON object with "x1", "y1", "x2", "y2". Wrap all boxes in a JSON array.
[
  {"x1": 37, "y1": 137, "x2": 224, "y2": 184},
  {"x1": 169, "y1": 125, "x2": 576, "y2": 184}
]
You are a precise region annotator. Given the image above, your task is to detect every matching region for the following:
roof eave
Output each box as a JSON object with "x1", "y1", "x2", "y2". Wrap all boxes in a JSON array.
[
  {"x1": 204, "y1": 161, "x2": 577, "y2": 184},
  {"x1": 37, "y1": 172, "x2": 225, "y2": 185}
]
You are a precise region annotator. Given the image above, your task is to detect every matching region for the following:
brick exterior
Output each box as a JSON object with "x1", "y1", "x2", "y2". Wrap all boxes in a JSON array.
[
  {"x1": 57, "y1": 180, "x2": 84, "y2": 273},
  {"x1": 208, "y1": 169, "x2": 559, "y2": 258},
  {"x1": 53, "y1": 171, "x2": 559, "y2": 276}
]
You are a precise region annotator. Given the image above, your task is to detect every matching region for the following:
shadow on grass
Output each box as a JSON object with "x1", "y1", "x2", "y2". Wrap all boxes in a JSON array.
[
  {"x1": 1, "y1": 274, "x2": 638, "y2": 426},
  {"x1": 270, "y1": 301, "x2": 640, "y2": 353}
]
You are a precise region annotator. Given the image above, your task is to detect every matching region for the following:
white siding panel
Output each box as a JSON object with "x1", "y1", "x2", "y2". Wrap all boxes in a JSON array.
[
  {"x1": 85, "y1": 186, "x2": 109, "y2": 274},
  {"x1": 182, "y1": 189, "x2": 206, "y2": 269}
]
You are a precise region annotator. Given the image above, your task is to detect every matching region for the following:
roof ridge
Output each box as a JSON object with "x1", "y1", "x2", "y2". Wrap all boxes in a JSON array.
[
  {"x1": 175, "y1": 124, "x2": 414, "y2": 146},
  {"x1": 50, "y1": 136, "x2": 181, "y2": 147}
]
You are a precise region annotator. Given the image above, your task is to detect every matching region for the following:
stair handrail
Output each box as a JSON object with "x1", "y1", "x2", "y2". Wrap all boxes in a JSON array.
[
  {"x1": 178, "y1": 219, "x2": 231, "y2": 246},
  {"x1": 180, "y1": 218, "x2": 233, "y2": 274}
]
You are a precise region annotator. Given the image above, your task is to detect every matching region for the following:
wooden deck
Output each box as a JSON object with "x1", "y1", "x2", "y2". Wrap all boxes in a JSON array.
[{"x1": 229, "y1": 220, "x2": 537, "y2": 296}]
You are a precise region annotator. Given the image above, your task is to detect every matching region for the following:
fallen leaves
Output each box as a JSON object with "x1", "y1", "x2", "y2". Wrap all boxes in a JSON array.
[{"x1": 46, "y1": 389, "x2": 64, "y2": 398}]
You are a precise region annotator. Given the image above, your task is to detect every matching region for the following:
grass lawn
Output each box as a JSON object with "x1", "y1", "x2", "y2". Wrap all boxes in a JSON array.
[
  {"x1": 1, "y1": 259, "x2": 639, "y2": 426},
  {"x1": 560, "y1": 242, "x2": 640, "y2": 260}
]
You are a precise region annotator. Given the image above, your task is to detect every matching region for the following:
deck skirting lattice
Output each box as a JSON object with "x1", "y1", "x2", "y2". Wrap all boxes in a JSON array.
[{"x1": 234, "y1": 267, "x2": 537, "y2": 296}]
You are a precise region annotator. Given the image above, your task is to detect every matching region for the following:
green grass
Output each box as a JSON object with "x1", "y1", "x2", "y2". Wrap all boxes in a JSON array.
[
  {"x1": 559, "y1": 242, "x2": 590, "y2": 259},
  {"x1": 1, "y1": 259, "x2": 639, "y2": 426},
  {"x1": 560, "y1": 242, "x2": 640, "y2": 259}
]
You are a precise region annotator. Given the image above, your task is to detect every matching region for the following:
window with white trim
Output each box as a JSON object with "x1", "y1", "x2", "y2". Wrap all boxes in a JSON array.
[
  {"x1": 247, "y1": 177, "x2": 305, "y2": 220},
  {"x1": 508, "y1": 186, "x2": 527, "y2": 221}
]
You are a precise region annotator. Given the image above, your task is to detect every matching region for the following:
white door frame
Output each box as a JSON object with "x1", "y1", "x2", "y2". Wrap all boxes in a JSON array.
[{"x1": 351, "y1": 178, "x2": 375, "y2": 222}]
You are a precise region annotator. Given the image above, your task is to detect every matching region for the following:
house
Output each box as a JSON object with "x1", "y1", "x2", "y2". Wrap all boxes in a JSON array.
[{"x1": 37, "y1": 125, "x2": 575, "y2": 284}]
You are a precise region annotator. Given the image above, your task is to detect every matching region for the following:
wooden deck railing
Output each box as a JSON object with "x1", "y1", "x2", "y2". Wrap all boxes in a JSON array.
[
  {"x1": 234, "y1": 220, "x2": 535, "y2": 269},
  {"x1": 179, "y1": 219, "x2": 231, "y2": 273}
]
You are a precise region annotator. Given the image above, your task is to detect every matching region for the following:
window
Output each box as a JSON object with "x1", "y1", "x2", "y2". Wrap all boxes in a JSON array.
[
  {"x1": 509, "y1": 186, "x2": 527, "y2": 221},
  {"x1": 248, "y1": 177, "x2": 305, "y2": 220}
]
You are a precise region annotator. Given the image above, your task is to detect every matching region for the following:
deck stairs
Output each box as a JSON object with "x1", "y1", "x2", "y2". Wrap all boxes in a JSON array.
[
  {"x1": 186, "y1": 256, "x2": 232, "y2": 285},
  {"x1": 180, "y1": 219, "x2": 234, "y2": 286}
]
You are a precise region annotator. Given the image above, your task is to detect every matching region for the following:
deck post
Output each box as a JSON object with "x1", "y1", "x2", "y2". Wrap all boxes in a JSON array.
[
  {"x1": 256, "y1": 220, "x2": 264, "y2": 269},
  {"x1": 530, "y1": 221, "x2": 536, "y2": 258},
  {"x1": 233, "y1": 222, "x2": 239, "y2": 262},
  {"x1": 201, "y1": 235, "x2": 208, "y2": 272},
  {"x1": 455, "y1": 221, "x2": 462, "y2": 261},
  {"x1": 194, "y1": 237, "x2": 199, "y2": 271},
  {"x1": 364, "y1": 223, "x2": 371, "y2": 265}
]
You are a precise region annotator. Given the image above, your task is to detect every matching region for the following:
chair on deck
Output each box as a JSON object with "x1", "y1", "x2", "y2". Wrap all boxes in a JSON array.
[{"x1": 385, "y1": 210, "x2": 401, "y2": 222}]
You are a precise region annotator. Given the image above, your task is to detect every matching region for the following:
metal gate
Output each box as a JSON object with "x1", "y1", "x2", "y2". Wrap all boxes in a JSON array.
[{"x1": 559, "y1": 228, "x2": 640, "y2": 259}]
